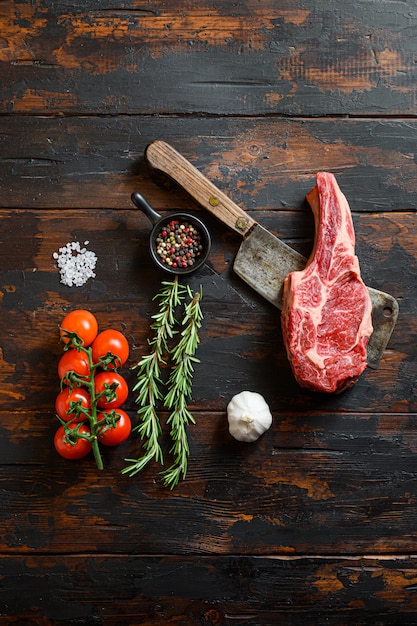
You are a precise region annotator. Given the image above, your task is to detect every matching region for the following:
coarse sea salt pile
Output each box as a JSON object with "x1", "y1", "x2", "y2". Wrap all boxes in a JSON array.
[{"x1": 53, "y1": 241, "x2": 97, "y2": 287}]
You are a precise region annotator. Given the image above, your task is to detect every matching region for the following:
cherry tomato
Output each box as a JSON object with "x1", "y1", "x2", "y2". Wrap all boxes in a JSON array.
[
  {"x1": 94, "y1": 371, "x2": 128, "y2": 409},
  {"x1": 97, "y1": 409, "x2": 131, "y2": 446},
  {"x1": 92, "y1": 329, "x2": 129, "y2": 369},
  {"x1": 54, "y1": 423, "x2": 91, "y2": 460},
  {"x1": 55, "y1": 388, "x2": 91, "y2": 421},
  {"x1": 60, "y1": 309, "x2": 98, "y2": 347},
  {"x1": 58, "y1": 349, "x2": 90, "y2": 383}
]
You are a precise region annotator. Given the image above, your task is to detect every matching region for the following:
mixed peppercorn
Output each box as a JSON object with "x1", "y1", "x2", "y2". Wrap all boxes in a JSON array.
[{"x1": 155, "y1": 219, "x2": 204, "y2": 269}]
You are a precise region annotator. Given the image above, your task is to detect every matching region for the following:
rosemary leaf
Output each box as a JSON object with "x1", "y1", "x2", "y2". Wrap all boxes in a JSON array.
[
  {"x1": 161, "y1": 286, "x2": 203, "y2": 489},
  {"x1": 123, "y1": 277, "x2": 186, "y2": 477}
]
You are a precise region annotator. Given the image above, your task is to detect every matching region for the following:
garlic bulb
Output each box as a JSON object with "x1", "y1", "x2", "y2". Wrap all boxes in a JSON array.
[{"x1": 227, "y1": 391, "x2": 272, "y2": 442}]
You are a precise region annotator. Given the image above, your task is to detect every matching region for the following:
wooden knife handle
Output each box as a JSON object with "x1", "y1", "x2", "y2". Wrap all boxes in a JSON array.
[{"x1": 145, "y1": 140, "x2": 257, "y2": 236}]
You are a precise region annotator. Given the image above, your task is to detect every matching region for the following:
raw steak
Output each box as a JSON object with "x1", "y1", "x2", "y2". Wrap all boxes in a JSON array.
[{"x1": 281, "y1": 172, "x2": 373, "y2": 393}]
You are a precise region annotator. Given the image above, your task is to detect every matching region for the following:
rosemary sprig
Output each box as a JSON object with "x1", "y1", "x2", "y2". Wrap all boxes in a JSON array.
[
  {"x1": 161, "y1": 286, "x2": 203, "y2": 489},
  {"x1": 123, "y1": 277, "x2": 186, "y2": 477}
]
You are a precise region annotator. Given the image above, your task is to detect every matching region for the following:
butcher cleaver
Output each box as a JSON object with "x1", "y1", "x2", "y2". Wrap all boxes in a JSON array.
[{"x1": 145, "y1": 140, "x2": 399, "y2": 369}]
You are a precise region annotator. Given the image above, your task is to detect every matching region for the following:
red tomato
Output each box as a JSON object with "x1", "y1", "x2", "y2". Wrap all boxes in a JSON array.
[
  {"x1": 94, "y1": 371, "x2": 128, "y2": 409},
  {"x1": 97, "y1": 409, "x2": 131, "y2": 446},
  {"x1": 60, "y1": 309, "x2": 98, "y2": 347},
  {"x1": 54, "y1": 423, "x2": 91, "y2": 460},
  {"x1": 58, "y1": 349, "x2": 90, "y2": 383},
  {"x1": 92, "y1": 329, "x2": 129, "y2": 369},
  {"x1": 55, "y1": 388, "x2": 91, "y2": 421}
]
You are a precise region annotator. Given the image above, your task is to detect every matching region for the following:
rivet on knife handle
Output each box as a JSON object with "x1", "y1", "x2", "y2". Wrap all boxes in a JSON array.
[{"x1": 145, "y1": 140, "x2": 257, "y2": 236}]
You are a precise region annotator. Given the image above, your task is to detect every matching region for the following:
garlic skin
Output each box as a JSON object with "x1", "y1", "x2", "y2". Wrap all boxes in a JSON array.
[{"x1": 227, "y1": 391, "x2": 272, "y2": 442}]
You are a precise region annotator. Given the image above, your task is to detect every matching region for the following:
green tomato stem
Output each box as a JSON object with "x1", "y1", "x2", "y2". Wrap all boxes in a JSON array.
[
  {"x1": 69, "y1": 343, "x2": 104, "y2": 471},
  {"x1": 90, "y1": 436, "x2": 104, "y2": 470},
  {"x1": 84, "y1": 344, "x2": 104, "y2": 471}
]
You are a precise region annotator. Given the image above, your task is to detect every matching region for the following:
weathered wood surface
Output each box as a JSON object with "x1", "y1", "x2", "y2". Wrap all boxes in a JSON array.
[
  {"x1": 3, "y1": 405, "x2": 417, "y2": 555},
  {"x1": 1, "y1": 0, "x2": 416, "y2": 116},
  {"x1": 2, "y1": 117, "x2": 417, "y2": 211},
  {"x1": 1, "y1": 0, "x2": 417, "y2": 623},
  {"x1": 3, "y1": 555, "x2": 417, "y2": 625}
]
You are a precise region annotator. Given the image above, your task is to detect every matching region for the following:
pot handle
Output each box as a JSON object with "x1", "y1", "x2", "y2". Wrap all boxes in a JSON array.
[{"x1": 131, "y1": 192, "x2": 161, "y2": 225}]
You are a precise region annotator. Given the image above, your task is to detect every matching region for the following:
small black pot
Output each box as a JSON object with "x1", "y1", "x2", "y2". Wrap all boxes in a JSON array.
[{"x1": 131, "y1": 192, "x2": 211, "y2": 275}]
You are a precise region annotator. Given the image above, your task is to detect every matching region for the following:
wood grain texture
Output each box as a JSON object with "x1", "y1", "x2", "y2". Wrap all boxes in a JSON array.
[
  {"x1": 2, "y1": 555, "x2": 417, "y2": 625},
  {"x1": 1, "y1": 0, "x2": 416, "y2": 116},
  {"x1": 1, "y1": 117, "x2": 417, "y2": 210},
  {"x1": 2, "y1": 408, "x2": 417, "y2": 556}
]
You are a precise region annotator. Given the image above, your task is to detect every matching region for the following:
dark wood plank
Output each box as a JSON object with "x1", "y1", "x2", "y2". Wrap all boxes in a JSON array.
[
  {"x1": 1, "y1": 0, "x2": 416, "y2": 116},
  {"x1": 1, "y1": 117, "x2": 417, "y2": 211},
  {"x1": 2, "y1": 407, "x2": 417, "y2": 555},
  {"x1": 2, "y1": 555, "x2": 417, "y2": 625}
]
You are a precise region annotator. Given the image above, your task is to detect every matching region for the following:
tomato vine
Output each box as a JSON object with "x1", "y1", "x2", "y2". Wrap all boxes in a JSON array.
[{"x1": 54, "y1": 310, "x2": 131, "y2": 469}]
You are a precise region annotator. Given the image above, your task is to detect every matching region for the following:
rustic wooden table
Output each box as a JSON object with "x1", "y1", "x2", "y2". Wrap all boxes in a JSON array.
[{"x1": 1, "y1": 1, "x2": 417, "y2": 624}]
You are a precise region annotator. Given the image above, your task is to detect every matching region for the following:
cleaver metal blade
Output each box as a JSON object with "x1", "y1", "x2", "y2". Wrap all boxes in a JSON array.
[{"x1": 145, "y1": 140, "x2": 399, "y2": 369}]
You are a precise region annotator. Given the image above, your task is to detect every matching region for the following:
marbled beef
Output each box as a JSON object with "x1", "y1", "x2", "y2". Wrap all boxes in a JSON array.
[{"x1": 281, "y1": 172, "x2": 373, "y2": 393}]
